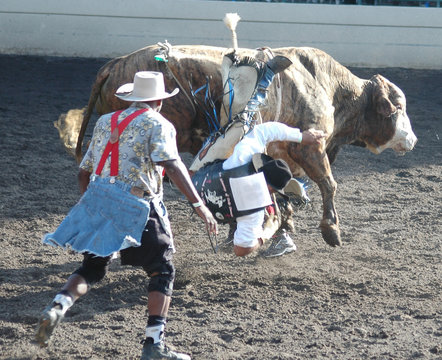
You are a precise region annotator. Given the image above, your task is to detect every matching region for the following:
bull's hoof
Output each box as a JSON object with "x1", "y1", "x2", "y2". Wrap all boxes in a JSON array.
[{"x1": 320, "y1": 221, "x2": 342, "y2": 247}]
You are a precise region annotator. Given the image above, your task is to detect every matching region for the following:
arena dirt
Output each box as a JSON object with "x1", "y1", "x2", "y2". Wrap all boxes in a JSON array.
[{"x1": 0, "y1": 55, "x2": 440, "y2": 360}]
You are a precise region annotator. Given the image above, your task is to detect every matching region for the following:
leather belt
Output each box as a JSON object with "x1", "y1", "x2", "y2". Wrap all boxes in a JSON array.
[{"x1": 130, "y1": 186, "x2": 151, "y2": 199}]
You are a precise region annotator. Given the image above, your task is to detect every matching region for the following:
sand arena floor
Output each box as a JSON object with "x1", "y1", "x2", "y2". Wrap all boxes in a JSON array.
[{"x1": 0, "y1": 55, "x2": 440, "y2": 359}]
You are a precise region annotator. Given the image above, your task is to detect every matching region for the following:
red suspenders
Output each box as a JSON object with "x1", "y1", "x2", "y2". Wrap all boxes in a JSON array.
[{"x1": 95, "y1": 108, "x2": 148, "y2": 176}]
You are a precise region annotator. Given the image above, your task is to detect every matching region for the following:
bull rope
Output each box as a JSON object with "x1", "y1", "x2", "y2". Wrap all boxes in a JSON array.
[
  {"x1": 207, "y1": 229, "x2": 219, "y2": 254},
  {"x1": 156, "y1": 41, "x2": 198, "y2": 121},
  {"x1": 189, "y1": 206, "x2": 219, "y2": 254}
]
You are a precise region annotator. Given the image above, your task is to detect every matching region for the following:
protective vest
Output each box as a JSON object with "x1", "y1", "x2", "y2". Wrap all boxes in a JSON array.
[{"x1": 192, "y1": 160, "x2": 268, "y2": 224}]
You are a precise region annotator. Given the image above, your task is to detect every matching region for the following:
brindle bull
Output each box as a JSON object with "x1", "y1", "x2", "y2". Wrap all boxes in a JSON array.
[{"x1": 73, "y1": 43, "x2": 417, "y2": 247}]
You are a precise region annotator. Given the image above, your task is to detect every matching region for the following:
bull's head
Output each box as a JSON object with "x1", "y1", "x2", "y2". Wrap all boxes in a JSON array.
[{"x1": 362, "y1": 75, "x2": 417, "y2": 155}]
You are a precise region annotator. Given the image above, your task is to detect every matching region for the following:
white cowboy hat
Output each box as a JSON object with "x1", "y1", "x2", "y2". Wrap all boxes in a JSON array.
[{"x1": 115, "y1": 71, "x2": 179, "y2": 102}]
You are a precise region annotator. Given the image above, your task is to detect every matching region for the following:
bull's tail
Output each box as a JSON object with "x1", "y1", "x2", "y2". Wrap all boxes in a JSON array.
[
  {"x1": 75, "y1": 59, "x2": 117, "y2": 163},
  {"x1": 223, "y1": 13, "x2": 241, "y2": 50}
]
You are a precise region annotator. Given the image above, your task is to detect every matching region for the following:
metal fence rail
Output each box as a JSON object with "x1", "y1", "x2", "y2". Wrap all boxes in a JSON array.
[{"x1": 218, "y1": 0, "x2": 441, "y2": 6}]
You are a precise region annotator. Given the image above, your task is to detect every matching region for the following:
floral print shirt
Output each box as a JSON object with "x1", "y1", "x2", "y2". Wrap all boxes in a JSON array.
[{"x1": 80, "y1": 102, "x2": 179, "y2": 197}]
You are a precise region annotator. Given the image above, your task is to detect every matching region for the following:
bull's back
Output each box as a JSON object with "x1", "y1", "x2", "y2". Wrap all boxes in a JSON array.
[
  {"x1": 94, "y1": 45, "x2": 230, "y2": 152},
  {"x1": 262, "y1": 47, "x2": 363, "y2": 130},
  {"x1": 92, "y1": 44, "x2": 362, "y2": 155},
  {"x1": 96, "y1": 45, "x2": 227, "y2": 114}
]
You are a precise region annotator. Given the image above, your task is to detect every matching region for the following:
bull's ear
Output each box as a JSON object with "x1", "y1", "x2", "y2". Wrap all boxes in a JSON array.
[
  {"x1": 372, "y1": 75, "x2": 397, "y2": 117},
  {"x1": 377, "y1": 94, "x2": 397, "y2": 117}
]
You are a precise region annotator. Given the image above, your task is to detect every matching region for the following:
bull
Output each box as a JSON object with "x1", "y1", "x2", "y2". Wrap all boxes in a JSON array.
[{"x1": 67, "y1": 22, "x2": 417, "y2": 248}]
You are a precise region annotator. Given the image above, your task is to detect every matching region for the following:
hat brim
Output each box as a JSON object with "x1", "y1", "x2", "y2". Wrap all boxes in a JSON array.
[
  {"x1": 284, "y1": 178, "x2": 304, "y2": 197},
  {"x1": 252, "y1": 153, "x2": 290, "y2": 199},
  {"x1": 114, "y1": 83, "x2": 179, "y2": 102}
]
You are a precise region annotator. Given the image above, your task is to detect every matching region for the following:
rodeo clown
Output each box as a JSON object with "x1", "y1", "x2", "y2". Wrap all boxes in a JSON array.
[{"x1": 36, "y1": 71, "x2": 217, "y2": 360}]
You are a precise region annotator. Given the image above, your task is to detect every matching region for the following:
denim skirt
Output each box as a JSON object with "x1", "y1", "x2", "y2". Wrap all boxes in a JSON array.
[{"x1": 42, "y1": 177, "x2": 150, "y2": 257}]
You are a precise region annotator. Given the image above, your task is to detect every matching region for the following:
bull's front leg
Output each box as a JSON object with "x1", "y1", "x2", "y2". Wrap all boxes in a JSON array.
[
  {"x1": 287, "y1": 141, "x2": 341, "y2": 247},
  {"x1": 316, "y1": 175, "x2": 340, "y2": 247}
]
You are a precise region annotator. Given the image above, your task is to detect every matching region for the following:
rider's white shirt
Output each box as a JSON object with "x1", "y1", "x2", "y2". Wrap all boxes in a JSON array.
[
  {"x1": 222, "y1": 123, "x2": 302, "y2": 248},
  {"x1": 223, "y1": 123, "x2": 302, "y2": 171}
]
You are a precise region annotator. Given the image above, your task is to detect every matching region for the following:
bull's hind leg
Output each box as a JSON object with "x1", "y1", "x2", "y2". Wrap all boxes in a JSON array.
[{"x1": 287, "y1": 142, "x2": 341, "y2": 247}]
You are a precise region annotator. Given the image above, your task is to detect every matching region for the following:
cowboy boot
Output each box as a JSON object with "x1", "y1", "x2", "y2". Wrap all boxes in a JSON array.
[
  {"x1": 267, "y1": 55, "x2": 293, "y2": 76},
  {"x1": 251, "y1": 55, "x2": 292, "y2": 108}
]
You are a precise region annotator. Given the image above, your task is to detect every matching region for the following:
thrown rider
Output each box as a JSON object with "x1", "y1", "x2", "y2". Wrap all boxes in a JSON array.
[{"x1": 191, "y1": 53, "x2": 326, "y2": 257}]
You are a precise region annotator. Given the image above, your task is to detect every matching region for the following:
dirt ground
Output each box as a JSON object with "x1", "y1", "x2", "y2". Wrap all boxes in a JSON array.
[{"x1": 0, "y1": 54, "x2": 441, "y2": 360}]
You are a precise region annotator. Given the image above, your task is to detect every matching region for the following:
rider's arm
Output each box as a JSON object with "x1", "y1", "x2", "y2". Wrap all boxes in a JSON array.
[
  {"x1": 158, "y1": 159, "x2": 218, "y2": 235},
  {"x1": 254, "y1": 122, "x2": 303, "y2": 144}
]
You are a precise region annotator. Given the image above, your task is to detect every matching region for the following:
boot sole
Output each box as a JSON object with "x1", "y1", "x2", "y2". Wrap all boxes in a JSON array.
[{"x1": 35, "y1": 316, "x2": 52, "y2": 347}]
